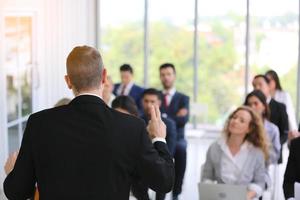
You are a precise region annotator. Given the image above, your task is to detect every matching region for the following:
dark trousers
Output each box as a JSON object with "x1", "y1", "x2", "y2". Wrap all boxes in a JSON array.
[{"x1": 173, "y1": 139, "x2": 187, "y2": 196}]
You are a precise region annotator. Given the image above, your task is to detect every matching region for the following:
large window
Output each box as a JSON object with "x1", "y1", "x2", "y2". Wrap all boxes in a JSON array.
[
  {"x1": 197, "y1": 0, "x2": 246, "y2": 125},
  {"x1": 100, "y1": 0, "x2": 144, "y2": 85},
  {"x1": 148, "y1": 0, "x2": 194, "y2": 92},
  {"x1": 250, "y1": 0, "x2": 298, "y2": 107},
  {"x1": 99, "y1": 0, "x2": 300, "y2": 126},
  {"x1": 5, "y1": 16, "x2": 33, "y2": 153}
]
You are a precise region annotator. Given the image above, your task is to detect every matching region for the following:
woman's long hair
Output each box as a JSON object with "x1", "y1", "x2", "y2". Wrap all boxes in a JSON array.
[
  {"x1": 223, "y1": 106, "x2": 269, "y2": 161},
  {"x1": 265, "y1": 70, "x2": 282, "y2": 91},
  {"x1": 244, "y1": 90, "x2": 270, "y2": 120}
]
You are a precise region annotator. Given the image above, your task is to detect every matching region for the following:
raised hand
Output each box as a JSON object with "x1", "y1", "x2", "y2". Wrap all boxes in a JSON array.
[{"x1": 147, "y1": 105, "x2": 166, "y2": 139}]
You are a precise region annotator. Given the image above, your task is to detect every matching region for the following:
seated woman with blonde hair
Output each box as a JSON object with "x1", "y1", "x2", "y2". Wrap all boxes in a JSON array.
[{"x1": 201, "y1": 106, "x2": 269, "y2": 200}]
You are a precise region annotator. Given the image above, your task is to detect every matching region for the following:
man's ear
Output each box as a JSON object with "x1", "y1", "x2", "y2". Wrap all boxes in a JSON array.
[
  {"x1": 64, "y1": 75, "x2": 72, "y2": 89},
  {"x1": 101, "y1": 68, "x2": 107, "y2": 85}
]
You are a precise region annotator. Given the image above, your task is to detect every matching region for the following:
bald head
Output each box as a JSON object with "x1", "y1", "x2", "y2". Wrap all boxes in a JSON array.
[{"x1": 66, "y1": 46, "x2": 104, "y2": 94}]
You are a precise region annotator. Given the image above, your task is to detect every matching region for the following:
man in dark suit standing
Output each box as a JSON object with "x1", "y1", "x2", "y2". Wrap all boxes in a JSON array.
[
  {"x1": 252, "y1": 74, "x2": 289, "y2": 163},
  {"x1": 159, "y1": 63, "x2": 189, "y2": 200},
  {"x1": 132, "y1": 88, "x2": 177, "y2": 200},
  {"x1": 113, "y1": 64, "x2": 144, "y2": 110},
  {"x1": 283, "y1": 137, "x2": 300, "y2": 199},
  {"x1": 3, "y1": 46, "x2": 174, "y2": 200}
]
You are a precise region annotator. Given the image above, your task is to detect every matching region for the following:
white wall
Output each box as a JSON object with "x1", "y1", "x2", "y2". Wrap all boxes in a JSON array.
[
  {"x1": 37, "y1": 0, "x2": 97, "y2": 109},
  {"x1": 0, "y1": 0, "x2": 97, "y2": 188}
]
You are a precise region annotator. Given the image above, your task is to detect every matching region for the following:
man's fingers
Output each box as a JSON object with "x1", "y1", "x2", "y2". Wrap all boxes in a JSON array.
[
  {"x1": 155, "y1": 105, "x2": 161, "y2": 120},
  {"x1": 150, "y1": 105, "x2": 157, "y2": 121}
]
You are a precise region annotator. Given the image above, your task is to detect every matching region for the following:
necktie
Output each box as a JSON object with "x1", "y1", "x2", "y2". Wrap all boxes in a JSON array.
[
  {"x1": 164, "y1": 93, "x2": 169, "y2": 108},
  {"x1": 120, "y1": 85, "x2": 126, "y2": 95}
]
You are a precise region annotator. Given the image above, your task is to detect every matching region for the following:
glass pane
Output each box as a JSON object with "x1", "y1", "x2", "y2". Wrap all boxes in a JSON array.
[
  {"x1": 6, "y1": 75, "x2": 19, "y2": 122},
  {"x1": 5, "y1": 16, "x2": 33, "y2": 120},
  {"x1": 5, "y1": 17, "x2": 19, "y2": 122},
  {"x1": 21, "y1": 69, "x2": 32, "y2": 116},
  {"x1": 250, "y1": 0, "x2": 298, "y2": 108},
  {"x1": 8, "y1": 125, "x2": 20, "y2": 154},
  {"x1": 149, "y1": 0, "x2": 194, "y2": 92},
  {"x1": 100, "y1": 0, "x2": 144, "y2": 85},
  {"x1": 19, "y1": 17, "x2": 33, "y2": 117},
  {"x1": 198, "y1": 0, "x2": 246, "y2": 125}
]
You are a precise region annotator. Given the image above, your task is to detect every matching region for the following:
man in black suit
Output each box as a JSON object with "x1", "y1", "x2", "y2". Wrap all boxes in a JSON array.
[
  {"x1": 252, "y1": 74, "x2": 289, "y2": 163},
  {"x1": 283, "y1": 137, "x2": 300, "y2": 199},
  {"x1": 132, "y1": 88, "x2": 177, "y2": 200},
  {"x1": 159, "y1": 63, "x2": 190, "y2": 200},
  {"x1": 3, "y1": 46, "x2": 174, "y2": 200}
]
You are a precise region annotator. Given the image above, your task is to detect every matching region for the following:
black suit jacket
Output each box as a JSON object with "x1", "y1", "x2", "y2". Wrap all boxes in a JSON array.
[
  {"x1": 269, "y1": 98, "x2": 289, "y2": 163},
  {"x1": 283, "y1": 137, "x2": 300, "y2": 199},
  {"x1": 3, "y1": 95, "x2": 174, "y2": 200},
  {"x1": 160, "y1": 92, "x2": 189, "y2": 141}
]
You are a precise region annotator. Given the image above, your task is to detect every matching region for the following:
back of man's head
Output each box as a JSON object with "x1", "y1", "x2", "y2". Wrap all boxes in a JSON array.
[{"x1": 66, "y1": 46, "x2": 103, "y2": 94}]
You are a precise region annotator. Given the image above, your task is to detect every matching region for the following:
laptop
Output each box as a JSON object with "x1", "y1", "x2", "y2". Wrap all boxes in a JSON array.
[
  {"x1": 295, "y1": 182, "x2": 300, "y2": 200},
  {"x1": 198, "y1": 183, "x2": 247, "y2": 200}
]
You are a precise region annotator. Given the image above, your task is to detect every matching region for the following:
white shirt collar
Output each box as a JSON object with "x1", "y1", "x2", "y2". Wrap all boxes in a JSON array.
[
  {"x1": 76, "y1": 93, "x2": 102, "y2": 100},
  {"x1": 118, "y1": 81, "x2": 134, "y2": 96},
  {"x1": 163, "y1": 87, "x2": 176, "y2": 96},
  {"x1": 267, "y1": 96, "x2": 272, "y2": 104},
  {"x1": 217, "y1": 137, "x2": 252, "y2": 157}
]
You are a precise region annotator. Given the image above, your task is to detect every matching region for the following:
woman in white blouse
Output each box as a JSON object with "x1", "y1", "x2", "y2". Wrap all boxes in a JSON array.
[
  {"x1": 265, "y1": 70, "x2": 297, "y2": 131},
  {"x1": 201, "y1": 106, "x2": 269, "y2": 200}
]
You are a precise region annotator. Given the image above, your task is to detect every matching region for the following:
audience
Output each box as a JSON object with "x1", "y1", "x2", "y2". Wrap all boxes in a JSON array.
[
  {"x1": 131, "y1": 88, "x2": 177, "y2": 200},
  {"x1": 159, "y1": 63, "x2": 190, "y2": 200},
  {"x1": 252, "y1": 74, "x2": 289, "y2": 164},
  {"x1": 4, "y1": 56, "x2": 299, "y2": 200},
  {"x1": 201, "y1": 106, "x2": 268, "y2": 200},
  {"x1": 244, "y1": 90, "x2": 280, "y2": 165},
  {"x1": 265, "y1": 70, "x2": 297, "y2": 131},
  {"x1": 283, "y1": 137, "x2": 300, "y2": 199},
  {"x1": 113, "y1": 64, "x2": 144, "y2": 111}
]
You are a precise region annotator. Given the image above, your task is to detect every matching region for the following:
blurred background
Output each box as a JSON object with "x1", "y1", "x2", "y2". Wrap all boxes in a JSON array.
[{"x1": 0, "y1": 0, "x2": 299, "y2": 199}]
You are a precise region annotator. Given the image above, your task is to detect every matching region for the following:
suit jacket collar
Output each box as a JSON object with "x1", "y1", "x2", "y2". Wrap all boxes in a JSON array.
[
  {"x1": 168, "y1": 91, "x2": 179, "y2": 108},
  {"x1": 70, "y1": 94, "x2": 106, "y2": 105}
]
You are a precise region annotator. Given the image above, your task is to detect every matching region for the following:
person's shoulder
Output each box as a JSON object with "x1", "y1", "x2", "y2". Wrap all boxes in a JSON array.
[
  {"x1": 133, "y1": 84, "x2": 144, "y2": 91},
  {"x1": 31, "y1": 105, "x2": 68, "y2": 117},
  {"x1": 26, "y1": 105, "x2": 69, "y2": 124},
  {"x1": 174, "y1": 91, "x2": 189, "y2": 101},
  {"x1": 208, "y1": 139, "x2": 222, "y2": 152},
  {"x1": 162, "y1": 116, "x2": 176, "y2": 126},
  {"x1": 265, "y1": 120, "x2": 279, "y2": 131},
  {"x1": 272, "y1": 98, "x2": 286, "y2": 110},
  {"x1": 114, "y1": 83, "x2": 121, "y2": 88},
  {"x1": 249, "y1": 145, "x2": 265, "y2": 160}
]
